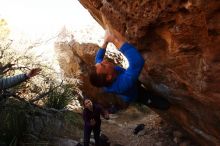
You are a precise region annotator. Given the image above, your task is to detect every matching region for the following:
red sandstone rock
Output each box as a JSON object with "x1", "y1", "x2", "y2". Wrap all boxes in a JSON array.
[{"x1": 77, "y1": 0, "x2": 220, "y2": 145}]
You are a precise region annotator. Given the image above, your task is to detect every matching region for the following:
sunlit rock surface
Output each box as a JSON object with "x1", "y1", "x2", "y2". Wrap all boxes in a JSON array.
[
  {"x1": 54, "y1": 29, "x2": 125, "y2": 107},
  {"x1": 77, "y1": 0, "x2": 220, "y2": 145}
]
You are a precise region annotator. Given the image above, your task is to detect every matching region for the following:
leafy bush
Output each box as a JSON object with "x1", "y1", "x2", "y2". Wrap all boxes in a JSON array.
[
  {"x1": 45, "y1": 84, "x2": 77, "y2": 109},
  {"x1": 0, "y1": 18, "x2": 81, "y2": 109}
]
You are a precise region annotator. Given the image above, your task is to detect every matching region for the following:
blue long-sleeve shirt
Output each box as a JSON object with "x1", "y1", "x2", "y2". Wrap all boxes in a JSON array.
[
  {"x1": 0, "y1": 74, "x2": 28, "y2": 90},
  {"x1": 95, "y1": 42, "x2": 145, "y2": 103}
]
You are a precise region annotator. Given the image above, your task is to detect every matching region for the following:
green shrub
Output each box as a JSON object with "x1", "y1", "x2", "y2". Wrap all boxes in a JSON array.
[{"x1": 45, "y1": 84, "x2": 77, "y2": 110}]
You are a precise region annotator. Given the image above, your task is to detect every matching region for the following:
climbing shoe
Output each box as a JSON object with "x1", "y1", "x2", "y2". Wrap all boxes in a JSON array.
[{"x1": 133, "y1": 124, "x2": 145, "y2": 135}]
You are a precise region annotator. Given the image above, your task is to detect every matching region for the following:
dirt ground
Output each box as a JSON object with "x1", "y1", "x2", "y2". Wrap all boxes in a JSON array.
[{"x1": 101, "y1": 106, "x2": 197, "y2": 146}]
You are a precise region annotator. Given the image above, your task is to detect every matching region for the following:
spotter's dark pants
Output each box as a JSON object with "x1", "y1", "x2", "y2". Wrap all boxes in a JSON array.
[{"x1": 84, "y1": 124, "x2": 101, "y2": 146}]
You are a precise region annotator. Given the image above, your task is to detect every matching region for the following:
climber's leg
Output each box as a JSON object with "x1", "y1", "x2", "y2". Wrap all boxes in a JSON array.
[{"x1": 137, "y1": 83, "x2": 170, "y2": 110}]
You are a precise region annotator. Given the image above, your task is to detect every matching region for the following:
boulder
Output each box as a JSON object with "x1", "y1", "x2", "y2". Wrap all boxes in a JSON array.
[{"x1": 76, "y1": 0, "x2": 220, "y2": 145}]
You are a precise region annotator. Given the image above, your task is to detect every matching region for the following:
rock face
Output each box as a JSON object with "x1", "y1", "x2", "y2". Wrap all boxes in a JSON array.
[
  {"x1": 78, "y1": 0, "x2": 220, "y2": 146},
  {"x1": 0, "y1": 98, "x2": 83, "y2": 145},
  {"x1": 54, "y1": 34, "x2": 124, "y2": 107}
]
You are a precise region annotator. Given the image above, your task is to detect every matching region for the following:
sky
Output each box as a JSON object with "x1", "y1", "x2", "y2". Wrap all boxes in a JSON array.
[
  {"x1": 0, "y1": 0, "x2": 101, "y2": 38},
  {"x1": 0, "y1": 0, "x2": 105, "y2": 69},
  {"x1": 0, "y1": 0, "x2": 128, "y2": 101}
]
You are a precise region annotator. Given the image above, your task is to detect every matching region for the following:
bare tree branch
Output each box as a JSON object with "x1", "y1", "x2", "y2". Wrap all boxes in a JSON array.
[
  {"x1": 0, "y1": 62, "x2": 13, "y2": 74},
  {"x1": 30, "y1": 80, "x2": 63, "y2": 103},
  {"x1": 1, "y1": 90, "x2": 67, "y2": 113}
]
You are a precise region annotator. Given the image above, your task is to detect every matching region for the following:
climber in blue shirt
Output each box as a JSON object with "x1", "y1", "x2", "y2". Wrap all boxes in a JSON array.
[{"x1": 89, "y1": 30, "x2": 170, "y2": 110}]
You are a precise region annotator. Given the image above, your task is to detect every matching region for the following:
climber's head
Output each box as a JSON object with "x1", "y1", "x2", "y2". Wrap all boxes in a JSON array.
[{"x1": 89, "y1": 60, "x2": 117, "y2": 87}]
